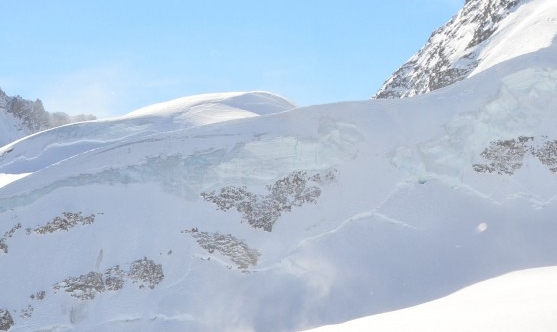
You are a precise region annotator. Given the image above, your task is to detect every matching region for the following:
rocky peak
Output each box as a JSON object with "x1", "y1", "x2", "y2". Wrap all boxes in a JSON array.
[{"x1": 373, "y1": 0, "x2": 524, "y2": 99}]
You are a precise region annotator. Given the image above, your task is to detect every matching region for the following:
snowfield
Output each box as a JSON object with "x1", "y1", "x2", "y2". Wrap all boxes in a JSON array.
[
  {"x1": 304, "y1": 266, "x2": 557, "y2": 332},
  {"x1": 1, "y1": 0, "x2": 557, "y2": 331}
]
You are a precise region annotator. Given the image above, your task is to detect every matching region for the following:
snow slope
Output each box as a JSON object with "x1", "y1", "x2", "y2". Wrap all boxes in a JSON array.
[
  {"x1": 0, "y1": 91, "x2": 294, "y2": 174},
  {"x1": 0, "y1": 44, "x2": 556, "y2": 331},
  {"x1": 1, "y1": 1, "x2": 557, "y2": 331},
  {"x1": 471, "y1": 0, "x2": 557, "y2": 75},
  {"x1": 374, "y1": 0, "x2": 557, "y2": 99},
  {"x1": 303, "y1": 266, "x2": 557, "y2": 332}
]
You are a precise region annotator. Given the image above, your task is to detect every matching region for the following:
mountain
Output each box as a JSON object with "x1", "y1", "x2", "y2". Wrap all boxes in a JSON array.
[
  {"x1": 0, "y1": 88, "x2": 96, "y2": 147},
  {"x1": 374, "y1": 0, "x2": 556, "y2": 99},
  {"x1": 1, "y1": 0, "x2": 557, "y2": 331}
]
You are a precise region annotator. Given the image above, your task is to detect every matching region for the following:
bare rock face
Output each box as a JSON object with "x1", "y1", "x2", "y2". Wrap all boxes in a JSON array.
[
  {"x1": 0, "y1": 309, "x2": 14, "y2": 331},
  {"x1": 52, "y1": 258, "x2": 164, "y2": 300},
  {"x1": 0, "y1": 88, "x2": 96, "y2": 146},
  {"x1": 374, "y1": 0, "x2": 523, "y2": 99},
  {"x1": 473, "y1": 136, "x2": 557, "y2": 175},
  {"x1": 183, "y1": 229, "x2": 261, "y2": 270}
]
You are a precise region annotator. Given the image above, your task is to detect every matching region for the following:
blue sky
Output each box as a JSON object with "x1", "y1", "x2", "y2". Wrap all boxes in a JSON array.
[{"x1": 0, "y1": 1, "x2": 462, "y2": 117}]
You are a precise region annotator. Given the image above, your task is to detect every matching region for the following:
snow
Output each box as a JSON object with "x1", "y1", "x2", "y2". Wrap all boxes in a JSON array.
[
  {"x1": 0, "y1": 91, "x2": 295, "y2": 174},
  {"x1": 471, "y1": 0, "x2": 557, "y2": 76},
  {"x1": 121, "y1": 91, "x2": 295, "y2": 119},
  {"x1": 303, "y1": 266, "x2": 557, "y2": 332},
  {"x1": 0, "y1": 110, "x2": 31, "y2": 148},
  {"x1": 0, "y1": 51, "x2": 555, "y2": 330},
  {"x1": 0, "y1": 173, "x2": 30, "y2": 189},
  {"x1": 375, "y1": 0, "x2": 557, "y2": 99},
  {"x1": 1, "y1": 1, "x2": 557, "y2": 331}
]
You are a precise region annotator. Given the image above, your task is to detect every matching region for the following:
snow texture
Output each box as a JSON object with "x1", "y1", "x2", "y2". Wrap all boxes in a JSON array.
[
  {"x1": 1, "y1": 0, "x2": 557, "y2": 331},
  {"x1": 304, "y1": 266, "x2": 557, "y2": 332}
]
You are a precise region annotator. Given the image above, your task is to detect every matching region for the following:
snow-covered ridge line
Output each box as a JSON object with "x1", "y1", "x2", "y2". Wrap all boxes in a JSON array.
[
  {"x1": 121, "y1": 91, "x2": 295, "y2": 118},
  {"x1": 0, "y1": 91, "x2": 295, "y2": 174}
]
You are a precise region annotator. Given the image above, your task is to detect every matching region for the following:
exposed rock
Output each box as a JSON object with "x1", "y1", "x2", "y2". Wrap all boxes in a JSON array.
[
  {"x1": 30, "y1": 290, "x2": 46, "y2": 301},
  {"x1": 202, "y1": 170, "x2": 336, "y2": 232},
  {"x1": 473, "y1": 136, "x2": 557, "y2": 175},
  {"x1": 183, "y1": 230, "x2": 261, "y2": 270},
  {"x1": 34, "y1": 212, "x2": 95, "y2": 234},
  {"x1": 52, "y1": 258, "x2": 164, "y2": 300},
  {"x1": 127, "y1": 258, "x2": 164, "y2": 289},
  {"x1": 19, "y1": 305, "x2": 33, "y2": 319},
  {"x1": 473, "y1": 136, "x2": 533, "y2": 175},
  {"x1": 53, "y1": 271, "x2": 105, "y2": 300},
  {"x1": 0, "y1": 223, "x2": 21, "y2": 254},
  {"x1": 531, "y1": 138, "x2": 557, "y2": 172},
  {"x1": 104, "y1": 265, "x2": 126, "y2": 291},
  {"x1": 0, "y1": 309, "x2": 14, "y2": 331}
]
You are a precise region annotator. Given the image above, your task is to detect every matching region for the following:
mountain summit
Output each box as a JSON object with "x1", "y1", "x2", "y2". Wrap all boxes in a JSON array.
[{"x1": 374, "y1": 0, "x2": 556, "y2": 99}]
